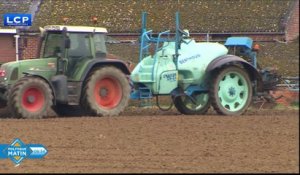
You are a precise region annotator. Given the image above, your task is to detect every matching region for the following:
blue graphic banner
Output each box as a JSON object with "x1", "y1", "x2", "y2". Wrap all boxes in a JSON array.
[{"x1": 0, "y1": 138, "x2": 47, "y2": 165}]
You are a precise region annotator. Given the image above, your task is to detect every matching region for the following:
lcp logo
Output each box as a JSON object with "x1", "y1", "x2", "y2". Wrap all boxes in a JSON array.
[{"x1": 3, "y1": 13, "x2": 32, "y2": 26}]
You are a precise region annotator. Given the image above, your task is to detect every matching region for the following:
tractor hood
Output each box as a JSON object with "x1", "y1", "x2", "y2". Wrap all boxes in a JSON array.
[{"x1": 0, "y1": 57, "x2": 57, "y2": 84}]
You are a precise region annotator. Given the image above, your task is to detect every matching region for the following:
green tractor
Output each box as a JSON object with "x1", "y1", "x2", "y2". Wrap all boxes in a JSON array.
[
  {"x1": 0, "y1": 25, "x2": 131, "y2": 118},
  {"x1": 130, "y1": 12, "x2": 277, "y2": 115}
]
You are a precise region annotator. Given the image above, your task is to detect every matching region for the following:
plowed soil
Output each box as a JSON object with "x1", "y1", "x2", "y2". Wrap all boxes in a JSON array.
[{"x1": 0, "y1": 106, "x2": 299, "y2": 173}]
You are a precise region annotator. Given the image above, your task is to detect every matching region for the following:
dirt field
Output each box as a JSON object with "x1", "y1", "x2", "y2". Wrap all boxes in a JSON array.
[{"x1": 0, "y1": 106, "x2": 299, "y2": 173}]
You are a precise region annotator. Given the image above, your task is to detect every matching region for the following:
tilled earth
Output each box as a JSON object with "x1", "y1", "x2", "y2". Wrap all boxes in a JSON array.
[{"x1": 0, "y1": 106, "x2": 299, "y2": 173}]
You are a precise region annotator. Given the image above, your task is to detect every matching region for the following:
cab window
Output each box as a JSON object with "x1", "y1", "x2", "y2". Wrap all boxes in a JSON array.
[
  {"x1": 43, "y1": 32, "x2": 63, "y2": 58},
  {"x1": 68, "y1": 33, "x2": 92, "y2": 58},
  {"x1": 94, "y1": 34, "x2": 107, "y2": 57}
]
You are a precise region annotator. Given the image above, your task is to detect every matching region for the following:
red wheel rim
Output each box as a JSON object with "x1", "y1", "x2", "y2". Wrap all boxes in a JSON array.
[
  {"x1": 94, "y1": 77, "x2": 122, "y2": 109},
  {"x1": 22, "y1": 87, "x2": 45, "y2": 112}
]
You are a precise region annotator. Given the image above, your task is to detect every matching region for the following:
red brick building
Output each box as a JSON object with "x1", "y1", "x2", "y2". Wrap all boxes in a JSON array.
[
  {"x1": 285, "y1": 0, "x2": 299, "y2": 41},
  {"x1": 20, "y1": 33, "x2": 40, "y2": 59},
  {"x1": 0, "y1": 29, "x2": 17, "y2": 64}
]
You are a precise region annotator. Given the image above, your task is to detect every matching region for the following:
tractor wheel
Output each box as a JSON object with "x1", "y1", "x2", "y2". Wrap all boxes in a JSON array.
[
  {"x1": 174, "y1": 93, "x2": 210, "y2": 115},
  {"x1": 81, "y1": 66, "x2": 130, "y2": 116},
  {"x1": 8, "y1": 77, "x2": 53, "y2": 119},
  {"x1": 210, "y1": 66, "x2": 252, "y2": 115}
]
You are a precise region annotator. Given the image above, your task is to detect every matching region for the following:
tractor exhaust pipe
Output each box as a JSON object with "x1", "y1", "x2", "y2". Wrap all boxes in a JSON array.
[{"x1": 14, "y1": 34, "x2": 20, "y2": 61}]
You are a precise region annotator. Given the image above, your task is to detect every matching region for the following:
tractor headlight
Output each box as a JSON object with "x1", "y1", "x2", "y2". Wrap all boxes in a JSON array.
[{"x1": 0, "y1": 69, "x2": 6, "y2": 77}]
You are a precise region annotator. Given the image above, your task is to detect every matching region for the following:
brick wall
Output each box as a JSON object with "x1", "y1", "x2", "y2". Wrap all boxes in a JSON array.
[
  {"x1": 21, "y1": 35, "x2": 40, "y2": 59},
  {"x1": 285, "y1": 0, "x2": 299, "y2": 42},
  {"x1": 0, "y1": 34, "x2": 16, "y2": 63}
]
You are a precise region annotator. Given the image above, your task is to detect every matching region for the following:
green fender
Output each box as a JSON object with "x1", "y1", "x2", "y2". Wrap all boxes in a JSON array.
[{"x1": 206, "y1": 55, "x2": 263, "y2": 92}]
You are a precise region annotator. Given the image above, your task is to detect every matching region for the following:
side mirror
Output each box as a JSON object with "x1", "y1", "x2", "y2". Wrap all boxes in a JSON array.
[
  {"x1": 64, "y1": 38, "x2": 70, "y2": 49},
  {"x1": 62, "y1": 27, "x2": 70, "y2": 49}
]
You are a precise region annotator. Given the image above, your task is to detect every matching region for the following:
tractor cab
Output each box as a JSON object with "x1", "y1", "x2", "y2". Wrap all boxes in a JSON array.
[{"x1": 40, "y1": 25, "x2": 108, "y2": 79}]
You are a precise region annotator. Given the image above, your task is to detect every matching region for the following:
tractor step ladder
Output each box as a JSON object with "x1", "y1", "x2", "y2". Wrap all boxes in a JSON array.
[{"x1": 139, "y1": 87, "x2": 153, "y2": 107}]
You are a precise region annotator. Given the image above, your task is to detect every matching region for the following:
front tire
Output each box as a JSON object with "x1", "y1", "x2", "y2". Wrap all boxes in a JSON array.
[
  {"x1": 210, "y1": 66, "x2": 253, "y2": 115},
  {"x1": 8, "y1": 77, "x2": 53, "y2": 119},
  {"x1": 81, "y1": 67, "x2": 130, "y2": 116},
  {"x1": 174, "y1": 93, "x2": 210, "y2": 115}
]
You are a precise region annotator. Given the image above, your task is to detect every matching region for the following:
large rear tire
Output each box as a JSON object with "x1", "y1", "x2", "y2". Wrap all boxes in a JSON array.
[
  {"x1": 173, "y1": 93, "x2": 210, "y2": 115},
  {"x1": 210, "y1": 66, "x2": 252, "y2": 115},
  {"x1": 8, "y1": 77, "x2": 53, "y2": 119},
  {"x1": 81, "y1": 66, "x2": 130, "y2": 116}
]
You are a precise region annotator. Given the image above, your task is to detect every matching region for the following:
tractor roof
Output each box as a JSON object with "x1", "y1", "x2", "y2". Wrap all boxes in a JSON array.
[{"x1": 43, "y1": 25, "x2": 107, "y2": 33}]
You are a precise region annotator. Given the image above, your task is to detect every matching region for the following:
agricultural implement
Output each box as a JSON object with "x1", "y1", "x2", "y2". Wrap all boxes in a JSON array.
[
  {"x1": 130, "y1": 12, "x2": 287, "y2": 115},
  {"x1": 0, "y1": 25, "x2": 131, "y2": 118}
]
